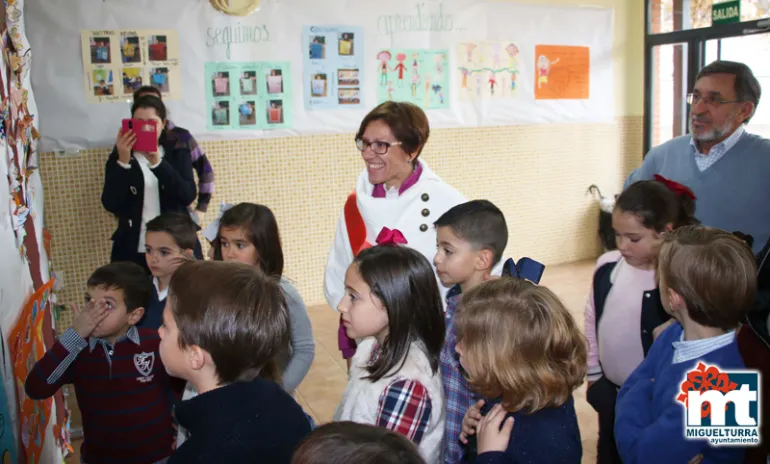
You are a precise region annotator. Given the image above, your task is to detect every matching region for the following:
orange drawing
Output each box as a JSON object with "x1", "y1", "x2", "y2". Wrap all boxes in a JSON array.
[{"x1": 534, "y1": 45, "x2": 590, "y2": 100}]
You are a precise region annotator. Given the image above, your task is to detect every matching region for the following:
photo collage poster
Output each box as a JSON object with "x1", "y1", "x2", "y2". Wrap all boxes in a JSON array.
[
  {"x1": 80, "y1": 29, "x2": 181, "y2": 104},
  {"x1": 302, "y1": 25, "x2": 364, "y2": 110},
  {"x1": 204, "y1": 61, "x2": 293, "y2": 130}
]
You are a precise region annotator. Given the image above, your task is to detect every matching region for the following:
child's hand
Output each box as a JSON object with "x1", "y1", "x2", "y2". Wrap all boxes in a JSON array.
[
  {"x1": 477, "y1": 403, "x2": 515, "y2": 454},
  {"x1": 72, "y1": 300, "x2": 110, "y2": 339},
  {"x1": 460, "y1": 399, "x2": 485, "y2": 444}
]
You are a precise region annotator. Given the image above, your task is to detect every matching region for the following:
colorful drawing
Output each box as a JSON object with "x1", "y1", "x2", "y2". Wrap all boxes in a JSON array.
[
  {"x1": 456, "y1": 42, "x2": 520, "y2": 101},
  {"x1": 534, "y1": 45, "x2": 590, "y2": 100},
  {"x1": 10, "y1": 280, "x2": 55, "y2": 463},
  {"x1": 205, "y1": 61, "x2": 293, "y2": 130},
  {"x1": 376, "y1": 49, "x2": 449, "y2": 109},
  {"x1": 302, "y1": 26, "x2": 364, "y2": 110},
  {"x1": 80, "y1": 30, "x2": 181, "y2": 104}
]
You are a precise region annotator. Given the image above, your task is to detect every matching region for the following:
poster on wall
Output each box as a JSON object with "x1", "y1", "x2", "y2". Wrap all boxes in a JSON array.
[
  {"x1": 302, "y1": 25, "x2": 364, "y2": 110},
  {"x1": 9, "y1": 280, "x2": 56, "y2": 463},
  {"x1": 80, "y1": 29, "x2": 181, "y2": 104},
  {"x1": 456, "y1": 42, "x2": 521, "y2": 100},
  {"x1": 205, "y1": 61, "x2": 293, "y2": 130},
  {"x1": 375, "y1": 49, "x2": 449, "y2": 109},
  {"x1": 533, "y1": 45, "x2": 590, "y2": 100}
]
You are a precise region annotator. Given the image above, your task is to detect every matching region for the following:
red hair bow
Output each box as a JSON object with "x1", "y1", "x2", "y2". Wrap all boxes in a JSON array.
[
  {"x1": 376, "y1": 227, "x2": 408, "y2": 246},
  {"x1": 653, "y1": 174, "x2": 696, "y2": 200}
]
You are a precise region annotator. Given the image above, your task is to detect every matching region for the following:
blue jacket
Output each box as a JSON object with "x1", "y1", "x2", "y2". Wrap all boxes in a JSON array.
[{"x1": 614, "y1": 323, "x2": 746, "y2": 463}]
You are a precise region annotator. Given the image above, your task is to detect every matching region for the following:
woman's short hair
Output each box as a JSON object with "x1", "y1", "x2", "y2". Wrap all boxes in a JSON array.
[
  {"x1": 456, "y1": 277, "x2": 587, "y2": 413},
  {"x1": 291, "y1": 422, "x2": 425, "y2": 464},
  {"x1": 355, "y1": 101, "x2": 430, "y2": 160},
  {"x1": 658, "y1": 225, "x2": 757, "y2": 330}
]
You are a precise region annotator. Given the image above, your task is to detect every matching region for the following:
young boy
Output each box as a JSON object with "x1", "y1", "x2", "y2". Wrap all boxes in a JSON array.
[
  {"x1": 140, "y1": 212, "x2": 197, "y2": 330},
  {"x1": 432, "y1": 200, "x2": 508, "y2": 464},
  {"x1": 615, "y1": 226, "x2": 754, "y2": 464},
  {"x1": 159, "y1": 260, "x2": 311, "y2": 463},
  {"x1": 25, "y1": 262, "x2": 176, "y2": 464}
]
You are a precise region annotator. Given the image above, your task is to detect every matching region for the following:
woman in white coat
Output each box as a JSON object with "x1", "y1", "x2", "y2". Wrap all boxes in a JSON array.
[{"x1": 323, "y1": 101, "x2": 466, "y2": 364}]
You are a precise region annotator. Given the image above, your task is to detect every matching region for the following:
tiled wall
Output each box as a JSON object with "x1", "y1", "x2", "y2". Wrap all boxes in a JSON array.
[{"x1": 40, "y1": 117, "x2": 642, "y2": 314}]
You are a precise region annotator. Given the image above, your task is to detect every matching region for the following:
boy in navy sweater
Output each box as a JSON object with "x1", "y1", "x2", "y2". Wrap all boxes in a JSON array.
[
  {"x1": 25, "y1": 262, "x2": 176, "y2": 464},
  {"x1": 615, "y1": 226, "x2": 755, "y2": 464},
  {"x1": 160, "y1": 261, "x2": 311, "y2": 463},
  {"x1": 138, "y1": 212, "x2": 197, "y2": 330}
]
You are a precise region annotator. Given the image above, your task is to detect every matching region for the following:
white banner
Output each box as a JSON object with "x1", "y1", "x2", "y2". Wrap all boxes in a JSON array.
[{"x1": 25, "y1": 0, "x2": 614, "y2": 152}]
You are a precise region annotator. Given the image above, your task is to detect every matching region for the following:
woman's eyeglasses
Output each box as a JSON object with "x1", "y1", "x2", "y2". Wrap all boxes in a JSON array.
[{"x1": 355, "y1": 138, "x2": 402, "y2": 155}]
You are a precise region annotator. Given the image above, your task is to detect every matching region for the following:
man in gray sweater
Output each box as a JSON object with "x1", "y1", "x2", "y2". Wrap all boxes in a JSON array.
[{"x1": 626, "y1": 60, "x2": 770, "y2": 253}]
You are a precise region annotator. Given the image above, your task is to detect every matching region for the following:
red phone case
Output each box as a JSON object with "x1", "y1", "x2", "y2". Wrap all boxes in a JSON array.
[{"x1": 121, "y1": 119, "x2": 158, "y2": 153}]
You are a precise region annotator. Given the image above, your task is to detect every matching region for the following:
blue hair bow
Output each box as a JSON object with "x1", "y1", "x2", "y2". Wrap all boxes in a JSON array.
[{"x1": 502, "y1": 257, "x2": 545, "y2": 284}]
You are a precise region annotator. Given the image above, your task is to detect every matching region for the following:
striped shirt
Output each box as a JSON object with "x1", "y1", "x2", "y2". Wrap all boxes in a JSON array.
[
  {"x1": 690, "y1": 125, "x2": 745, "y2": 172},
  {"x1": 672, "y1": 330, "x2": 736, "y2": 364},
  {"x1": 25, "y1": 326, "x2": 176, "y2": 464},
  {"x1": 166, "y1": 121, "x2": 215, "y2": 212}
]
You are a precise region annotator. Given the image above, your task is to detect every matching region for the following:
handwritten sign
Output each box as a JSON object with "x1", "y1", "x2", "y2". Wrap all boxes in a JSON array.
[
  {"x1": 377, "y1": 2, "x2": 458, "y2": 36},
  {"x1": 206, "y1": 24, "x2": 270, "y2": 60},
  {"x1": 533, "y1": 45, "x2": 590, "y2": 100}
]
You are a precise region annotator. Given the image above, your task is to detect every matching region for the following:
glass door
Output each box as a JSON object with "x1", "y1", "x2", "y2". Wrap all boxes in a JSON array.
[
  {"x1": 649, "y1": 42, "x2": 689, "y2": 148},
  {"x1": 705, "y1": 33, "x2": 770, "y2": 139}
]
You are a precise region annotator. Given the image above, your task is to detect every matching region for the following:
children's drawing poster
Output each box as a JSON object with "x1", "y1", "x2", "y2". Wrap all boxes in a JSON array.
[
  {"x1": 533, "y1": 45, "x2": 590, "y2": 100},
  {"x1": 205, "y1": 61, "x2": 293, "y2": 130},
  {"x1": 456, "y1": 42, "x2": 521, "y2": 100},
  {"x1": 376, "y1": 49, "x2": 449, "y2": 109},
  {"x1": 80, "y1": 30, "x2": 181, "y2": 104},
  {"x1": 302, "y1": 25, "x2": 364, "y2": 110},
  {"x1": 9, "y1": 280, "x2": 55, "y2": 464}
]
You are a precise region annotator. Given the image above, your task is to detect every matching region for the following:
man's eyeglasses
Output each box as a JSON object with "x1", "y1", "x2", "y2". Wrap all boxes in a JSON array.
[
  {"x1": 355, "y1": 138, "x2": 402, "y2": 155},
  {"x1": 686, "y1": 93, "x2": 743, "y2": 108}
]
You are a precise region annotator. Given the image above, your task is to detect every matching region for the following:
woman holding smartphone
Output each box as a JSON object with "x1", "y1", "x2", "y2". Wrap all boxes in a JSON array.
[{"x1": 101, "y1": 95, "x2": 198, "y2": 272}]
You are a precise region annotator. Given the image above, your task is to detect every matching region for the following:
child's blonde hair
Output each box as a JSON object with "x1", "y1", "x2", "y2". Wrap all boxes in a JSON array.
[
  {"x1": 456, "y1": 277, "x2": 587, "y2": 413},
  {"x1": 658, "y1": 225, "x2": 756, "y2": 330}
]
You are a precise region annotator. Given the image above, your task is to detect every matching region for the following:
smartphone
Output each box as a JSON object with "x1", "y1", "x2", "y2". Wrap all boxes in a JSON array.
[{"x1": 121, "y1": 118, "x2": 158, "y2": 153}]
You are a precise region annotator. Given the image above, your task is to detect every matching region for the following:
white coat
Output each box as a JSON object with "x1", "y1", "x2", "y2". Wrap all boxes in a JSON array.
[{"x1": 324, "y1": 161, "x2": 467, "y2": 309}]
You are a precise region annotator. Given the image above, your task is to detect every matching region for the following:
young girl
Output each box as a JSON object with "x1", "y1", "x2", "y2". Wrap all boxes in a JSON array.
[
  {"x1": 333, "y1": 237, "x2": 446, "y2": 463},
  {"x1": 215, "y1": 203, "x2": 315, "y2": 393},
  {"x1": 584, "y1": 176, "x2": 698, "y2": 464},
  {"x1": 456, "y1": 277, "x2": 585, "y2": 463}
]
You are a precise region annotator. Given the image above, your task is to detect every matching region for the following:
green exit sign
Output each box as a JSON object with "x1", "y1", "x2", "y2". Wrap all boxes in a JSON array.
[{"x1": 713, "y1": 0, "x2": 741, "y2": 25}]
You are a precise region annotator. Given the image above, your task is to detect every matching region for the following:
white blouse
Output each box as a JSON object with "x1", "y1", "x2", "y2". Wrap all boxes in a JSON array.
[{"x1": 118, "y1": 147, "x2": 164, "y2": 252}]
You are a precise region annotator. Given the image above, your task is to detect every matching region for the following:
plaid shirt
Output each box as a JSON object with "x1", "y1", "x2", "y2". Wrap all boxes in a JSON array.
[
  {"x1": 440, "y1": 285, "x2": 478, "y2": 463},
  {"x1": 369, "y1": 343, "x2": 433, "y2": 443},
  {"x1": 166, "y1": 121, "x2": 215, "y2": 212}
]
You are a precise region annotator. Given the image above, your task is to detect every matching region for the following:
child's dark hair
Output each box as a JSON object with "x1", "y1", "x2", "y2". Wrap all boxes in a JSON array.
[
  {"x1": 145, "y1": 212, "x2": 198, "y2": 250},
  {"x1": 131, "y1": 95, "x2": 167, "y2": 121},
  {"x1": 353, "y1": 245, "x2": 445, "y2": 382},
  {"x1": 133, "y1": 85, "x2": 162, "y2": 101},
  {"x1": 291, "y1": 422, "x2": 425, "y2": 464},
  {"x1": 434, "y1": 200, "x2": 508, "y2": 265},
  {"x1": 218, "y1": 203, "x2": 284, "y2": 277},
  {"x1": 168, "y1": 260, "x2": 289, "y2": 383},
  {"x1": 87, "y1": 262, "x2": 153, "y2": 312},
  {"x1": 615, "y1": 179, "x2": 698, "y2": 232}
]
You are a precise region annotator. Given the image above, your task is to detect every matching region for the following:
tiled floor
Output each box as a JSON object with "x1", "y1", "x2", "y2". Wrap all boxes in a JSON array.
[{"x1": 66, "y1": 259, "x2": 599, "y2": 463}]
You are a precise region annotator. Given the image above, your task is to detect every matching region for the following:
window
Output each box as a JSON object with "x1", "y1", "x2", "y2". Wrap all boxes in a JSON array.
[{"x1": 644, "y1": 0, "x2": 770, "y2": 154}]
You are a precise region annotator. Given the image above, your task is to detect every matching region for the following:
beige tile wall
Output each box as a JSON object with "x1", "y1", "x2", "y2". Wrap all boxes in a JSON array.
[{"x1": 40, "y1": 117, "x2": 642, "y2": 318}]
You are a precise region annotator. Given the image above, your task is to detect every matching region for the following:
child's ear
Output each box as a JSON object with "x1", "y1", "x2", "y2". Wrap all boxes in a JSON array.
[
  {"x1": 187, "y1": 345, "x2": 207, "y2": 371},
  {"x1": 668, "y1": 288, "x2": 684, "y2": 313},
  {"x1": 663, "y1": 222, "x2": 674, "y2": 233},
  {"x1": 475, "y1": 249, "x2": 493, "y2": 272},
  {"x1": 183, "y1": 248, "x2": 194, "y2": 258},
  {"x1": 128, "y1": 307, "x2": 145, "y2": 326}
]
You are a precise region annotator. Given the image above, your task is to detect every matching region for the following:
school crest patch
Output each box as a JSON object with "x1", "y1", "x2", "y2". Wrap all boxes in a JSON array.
[{"x1": 134, "y1": 352, "x2": 155, "y2": 383}]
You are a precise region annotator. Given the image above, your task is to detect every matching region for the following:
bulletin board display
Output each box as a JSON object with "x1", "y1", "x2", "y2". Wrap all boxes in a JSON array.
[{"x1": 25, "y1": 0, "x2": 614, "y2": 152}]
